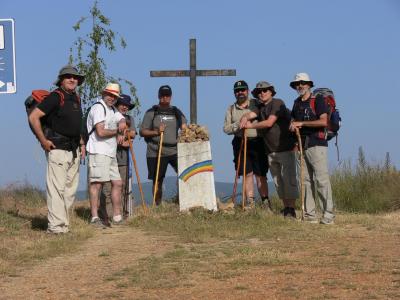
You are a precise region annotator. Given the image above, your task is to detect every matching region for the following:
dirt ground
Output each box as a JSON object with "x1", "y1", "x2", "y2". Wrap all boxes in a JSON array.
[{"x1": 1, "y1": 213, "x2": 399, "y2": 300}]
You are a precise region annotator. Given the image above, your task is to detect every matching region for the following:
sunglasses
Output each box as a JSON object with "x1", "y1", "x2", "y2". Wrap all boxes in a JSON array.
[
  {"x1": 62, "y1": 74, "x2": 80, "y2": 80},
  {"x1": 257, "y1": 88, "x2": 271, "y2": 94},
  {"x1": 235, "y1": 88, "x2": 247, "y2": 93},
  {"x1": 293, "y1": 80, "x2": 309, "y2": 87}
]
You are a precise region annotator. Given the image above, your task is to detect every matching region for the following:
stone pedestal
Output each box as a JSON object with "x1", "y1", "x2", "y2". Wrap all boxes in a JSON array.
[{"x1": 177, "y1": 141, "x2": 217, "y2": 212}]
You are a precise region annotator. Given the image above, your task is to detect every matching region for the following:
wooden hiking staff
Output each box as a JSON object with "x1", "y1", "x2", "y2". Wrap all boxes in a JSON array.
[
  {"x1": 153, "y1": 131, "x2": 164, "y2": 207},
  {"x1": 231, "y1": 136, "x2": 244, "y2": 205},
  {"x1": 295, "y1": 128, "x2": 305, "y2": 221},
  {"x1": 127, "y1": 135, "x2": 147, "y2": 214},
  {"x1": 242, "y1": 129, "x2": 248, "y2": 210}
]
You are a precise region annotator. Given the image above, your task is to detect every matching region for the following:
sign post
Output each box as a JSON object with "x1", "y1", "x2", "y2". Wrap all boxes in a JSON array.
[{"x1": 0, "y1": 19, "x2": 16, "y2": 94}]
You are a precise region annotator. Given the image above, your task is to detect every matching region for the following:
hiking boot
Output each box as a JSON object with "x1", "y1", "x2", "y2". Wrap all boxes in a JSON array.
[
  {"x1": 244, "y1": 198, "x2": 255, "y2": 210},
  {"x1": 90, "y1": 217, "x2": 106, "y2": 229},
  {"x1": 283, "y1": 207, "x2": 296, "y2": 219},
  {"x1": 262, "y1": 200, "x2": 273, "y2": 214},
  {"x1": 303, "y1": 216, "x2": 318, "y2": 224},
  {"x1": 320, "y1": 218, "x2": 335, "y2": 225},
  {"x1": 112, "y1": 218, "x2": 126, "y2": 226}
]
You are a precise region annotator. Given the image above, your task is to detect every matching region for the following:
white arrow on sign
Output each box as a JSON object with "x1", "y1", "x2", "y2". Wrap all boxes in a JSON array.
[{"x1": 0, "y1": 80, "x2": 5, "y2": 88}]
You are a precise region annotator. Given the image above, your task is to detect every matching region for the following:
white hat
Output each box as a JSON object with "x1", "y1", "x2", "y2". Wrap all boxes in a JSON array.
[
  {"x1": 290, "y1": 73, "x2": 314, "y2": 89},
  {"x1": 103, "y1": 82, "x2": 121, "y2": 97}
]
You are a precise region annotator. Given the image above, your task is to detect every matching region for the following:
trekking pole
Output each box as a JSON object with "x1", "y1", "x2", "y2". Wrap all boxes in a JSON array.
[
  {"x1": 241, "y1": 129, "x2": 248, "y2": 211},
  {"x1": 231, "y1": 136, "x2": 244, "y2": 205},
  {"x1": 127, "y1": 135, "x2": 148, "y2": 214},
  {"x1": 153, "y1": 131, "x2": 164, "y2": 207},
  {"x1": 295, "y1": 128, "x2": 305, "y2": 221}
]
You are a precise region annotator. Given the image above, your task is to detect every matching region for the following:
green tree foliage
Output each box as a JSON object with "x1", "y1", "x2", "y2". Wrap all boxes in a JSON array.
[{"x1": 69, "y1": 0, "x2": 139, "y2": 114}]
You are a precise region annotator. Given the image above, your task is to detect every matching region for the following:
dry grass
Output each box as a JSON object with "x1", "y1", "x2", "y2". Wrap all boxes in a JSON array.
[{"x1": 0, "y1": 184, "x2": 93, "y2": 276}]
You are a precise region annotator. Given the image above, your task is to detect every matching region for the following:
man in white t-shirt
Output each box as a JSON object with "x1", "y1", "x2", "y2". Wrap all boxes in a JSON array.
[{"x1": 86, "y1": 83, "x2": 126, "y2": 227}]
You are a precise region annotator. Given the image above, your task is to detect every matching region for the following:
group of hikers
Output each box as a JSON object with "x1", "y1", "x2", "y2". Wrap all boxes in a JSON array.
[{"x1": 27, "y1": 64, "x2": 334, "y2": 234}]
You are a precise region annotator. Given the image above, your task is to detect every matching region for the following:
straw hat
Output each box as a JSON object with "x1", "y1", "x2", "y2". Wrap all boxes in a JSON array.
[{"x1": 102, "y1": 82, "x2": 121, "y2": 98}]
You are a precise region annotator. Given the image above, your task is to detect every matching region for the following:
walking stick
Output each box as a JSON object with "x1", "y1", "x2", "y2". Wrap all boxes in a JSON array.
[
  {"x1": 153, "y1": 131, "x2": 164, "y2": 207},
  {"x1": 242, "y1": 129, "x2": 248, "y2": 210},
  {"x1": 295, "y1": 128, "x2": 305, "y2": 221},
  {"x1": 127, "y1": 135, "x2": 147, "y2": 214},
  {"x1": 231, "y1": 136, "x2": 244, "y2": 205}
]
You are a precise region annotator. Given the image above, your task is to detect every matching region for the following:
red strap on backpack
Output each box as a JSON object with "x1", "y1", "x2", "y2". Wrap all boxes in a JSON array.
[{"x1": 31, "y1": 89, "x2": 69, "y2": 106}]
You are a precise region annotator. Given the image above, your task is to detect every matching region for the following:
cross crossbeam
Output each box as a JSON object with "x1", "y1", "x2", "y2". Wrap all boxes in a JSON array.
[{"x1": 150, "y1": 39, "x2": 236, "y2": 124}]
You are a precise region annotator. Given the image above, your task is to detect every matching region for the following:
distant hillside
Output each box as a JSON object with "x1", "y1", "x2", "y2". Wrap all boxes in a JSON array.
[{"x1": 76, "y1": 176, "x2": 276, "y2": 205}]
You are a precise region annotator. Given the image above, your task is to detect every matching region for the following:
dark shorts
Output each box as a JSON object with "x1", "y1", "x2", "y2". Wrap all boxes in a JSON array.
[
  {"x1": 147, "y1": 155, "x2": 178, "y2": 180},
  {"x1": 232, "y1": 136, "x2": 268, "y2": 177}
]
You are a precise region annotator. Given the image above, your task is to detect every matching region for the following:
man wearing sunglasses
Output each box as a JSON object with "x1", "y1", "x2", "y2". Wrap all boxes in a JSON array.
[
  {"x1": 239, "y1": 81, "x2": 298, "y2": 218},
  {"x1": 223, "y1": 80, "x2": 269, "y2": 209},
  {"x1": 289, "y1": 73, "x2": 334, "y2": 225},
  {"x1": 28, "y1": 65, "x2": 85, "y2": 234}
]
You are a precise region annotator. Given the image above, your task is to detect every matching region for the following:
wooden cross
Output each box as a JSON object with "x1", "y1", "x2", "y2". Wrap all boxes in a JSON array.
[{"x1": 150, "y1": 39, "x2": 236, "y2": 124}]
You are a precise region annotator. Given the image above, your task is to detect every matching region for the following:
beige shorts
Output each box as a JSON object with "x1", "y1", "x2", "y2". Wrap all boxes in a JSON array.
[
  {"x1": 268, "y1": 151, "x2": 299, "y2": 200},
  {"x1": 88, "y1": 153, "x2": 121, "y2": 183}
]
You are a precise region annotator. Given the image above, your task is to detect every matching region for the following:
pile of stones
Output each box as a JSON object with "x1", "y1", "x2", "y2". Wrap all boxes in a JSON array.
[{"x1": 178, "y1": 124, "x2": 209, "y2": 143}]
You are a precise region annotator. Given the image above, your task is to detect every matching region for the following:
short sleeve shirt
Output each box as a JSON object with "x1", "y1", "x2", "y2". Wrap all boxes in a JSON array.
[
  {"x1": 37, "y1": 89, "x2": 82, "y2": 138},
  {"x1": 141, "y1": 105, "x2": 187, "y2": 157},
  {"x1": 291, "y1": 94, "x2": 329, "y2": 148},
  {"x1": 254, "y1": 98, "x2": 295, "y2": 153},
  {"x1": 86, "y1": 99, "x2": 125, "y2": 157}
]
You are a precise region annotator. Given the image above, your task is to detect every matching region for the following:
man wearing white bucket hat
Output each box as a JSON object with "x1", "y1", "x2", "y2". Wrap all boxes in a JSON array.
[
  {"x1": 289, "y1": 73, "x2": 335, "y2": 225},
  {"x1": 86, "y1": 82, "x2": 127, "y2": 227}
]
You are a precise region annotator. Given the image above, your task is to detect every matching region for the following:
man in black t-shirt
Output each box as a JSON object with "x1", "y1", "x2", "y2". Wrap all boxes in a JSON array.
[
  {"x1": 289, "y1": 73, "x2": 334, "y2": 225},
  {"x1": 28, "y1": 65, "x2": 85, "y2": 234},
  {"x1": 240, "y1": 81, "x2": 298, "y2": 218}
]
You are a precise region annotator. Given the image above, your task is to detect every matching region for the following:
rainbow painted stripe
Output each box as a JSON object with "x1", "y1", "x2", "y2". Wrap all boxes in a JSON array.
[{"x1": 178, "y1": 160, "x2": 214, "y2": 182}]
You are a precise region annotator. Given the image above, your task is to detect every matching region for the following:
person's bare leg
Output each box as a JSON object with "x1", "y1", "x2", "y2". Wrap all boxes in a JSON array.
[
  {"x1": 245, "y1": 172, "x2": 254, "y2": 205},
  {"x1": 89, "y1": 182, "x2": 102, "y2": 218},
  {"x1": 255, "y1": 175, "x2": 269, "y2": 199},
  {"x1": 111, "y1": 179, "x2": 123, "y2": 218}
]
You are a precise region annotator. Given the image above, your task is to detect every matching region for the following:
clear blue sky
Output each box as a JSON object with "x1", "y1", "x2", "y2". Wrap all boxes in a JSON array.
[{"x1": 1, "y1": 0, "x2": 400, "y2": 189}]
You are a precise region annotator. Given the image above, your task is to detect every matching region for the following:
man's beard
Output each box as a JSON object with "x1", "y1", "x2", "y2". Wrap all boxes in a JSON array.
[
  {"x1": 297, "y1": 87, "x2": 310, "y2": 96},
  {"x1": 236, "y1": 94, "x2": 247, "y2": 104}
]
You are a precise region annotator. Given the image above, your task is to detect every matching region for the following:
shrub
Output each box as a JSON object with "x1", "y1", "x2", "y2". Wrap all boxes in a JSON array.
[{"x1": 331, "y1": 147, "x2": 400, "y2": 213}]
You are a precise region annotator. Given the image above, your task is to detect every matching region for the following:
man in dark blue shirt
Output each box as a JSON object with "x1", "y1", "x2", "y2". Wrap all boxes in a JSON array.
[{"x1": 289, "y1": 73, "x2": 334, "y2": 225}]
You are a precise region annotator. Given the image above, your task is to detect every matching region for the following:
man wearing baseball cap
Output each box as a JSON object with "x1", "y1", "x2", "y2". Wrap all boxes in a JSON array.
[
  {"x1": 223, "y1": 80, "x2": 269, "y2": 209},
  {"x1": 140, "y1": 85, "x2": 187, "y2": 205},
  {"x1": 240, "y1": 81, "x2": 298, "y2": 218},
  {"x1": 28, "y1": 64, "x2": 85, "y2": 234},
  {"x1": 86, "y1": 82, "x2": 127, "y2": 227},
  {"x1": 289, "y1": 73, "x2": 334, "y2": 224}
]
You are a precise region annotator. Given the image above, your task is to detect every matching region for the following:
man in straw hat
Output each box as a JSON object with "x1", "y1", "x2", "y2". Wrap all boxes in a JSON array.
[
  {"x1": 223, "y1": 80, "x2": 269, "y2": 209},
  {"x1": 99, "y1": 94, "x2": 136, "y2": 224},
  {"x1": 86, "y1": 82, "x2": 127, "y2": 227},
  {"x1": 140, "y1": 85, "x2": 187, "y2": 206},
  {"x1": 29, "y1": 64, "x2": 85, "y2": 234},
  {"x1": 240, "y1": 81, "x2": 298, "y2": 218},
  {"x1": 289, "y1": 73, "x2": 334, "y2": 224}
]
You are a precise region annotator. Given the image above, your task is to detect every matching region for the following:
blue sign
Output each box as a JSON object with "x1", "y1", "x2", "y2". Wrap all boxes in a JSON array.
[{"x1": 0, "y1": 19, "x2": 16, "y2": 94}]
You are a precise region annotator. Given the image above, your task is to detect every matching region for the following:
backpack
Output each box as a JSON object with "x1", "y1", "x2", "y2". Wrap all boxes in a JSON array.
[
  {"x1": 310, "y1": 88, "x2": 341, "y2": 141},
  {"x1": 24, "y1": 89, "x2": 80, "y2": 138},
  {"x1": 81, "y1": 101, "x2": 115, "y2": 145}
]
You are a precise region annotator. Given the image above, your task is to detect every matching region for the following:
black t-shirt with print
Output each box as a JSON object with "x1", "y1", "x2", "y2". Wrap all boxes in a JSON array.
[{"x1": 291, "y1": 94, "x2": 328, "y2": 148}]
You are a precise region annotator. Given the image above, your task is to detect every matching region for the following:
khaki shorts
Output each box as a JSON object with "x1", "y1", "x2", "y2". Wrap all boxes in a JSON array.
[
  {"x1": 88, "y1": 153, "x2": 121, "y2": 183},
  {"x1": 268, "y1": 151, "x2": 299, "y2": 200}
]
